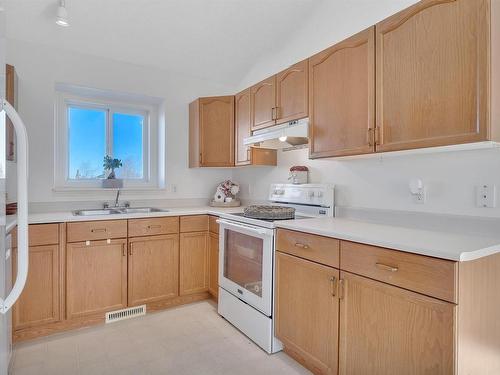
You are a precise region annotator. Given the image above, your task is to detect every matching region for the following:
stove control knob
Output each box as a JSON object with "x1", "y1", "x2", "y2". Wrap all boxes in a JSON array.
[
  {"x1": 317, "y1": 191, "x2": 323, "y2": 198},
  {"x1": 308, "y1": 191, "x2": 315, "y2": 198}
]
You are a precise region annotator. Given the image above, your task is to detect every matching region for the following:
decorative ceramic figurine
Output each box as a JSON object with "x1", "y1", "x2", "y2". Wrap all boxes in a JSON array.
[{"x1": 211, "y1": 180, "x2": 241, "y2": 207}]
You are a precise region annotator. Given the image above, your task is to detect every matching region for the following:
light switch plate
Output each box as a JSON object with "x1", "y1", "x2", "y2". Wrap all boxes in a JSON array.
[{"x1": 476, "y1": 184, "x2": 497, "y2": 208}]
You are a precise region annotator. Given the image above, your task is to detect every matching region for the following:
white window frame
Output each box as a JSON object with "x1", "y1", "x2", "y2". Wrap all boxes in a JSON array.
[{"x1": 54, "y1": 88, "x2": 161, "y2": 190}]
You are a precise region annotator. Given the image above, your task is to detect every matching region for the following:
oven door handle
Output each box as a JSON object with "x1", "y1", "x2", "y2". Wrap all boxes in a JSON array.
[{"x1": 216, "y1": 219, "x2": 271, "y2": 236}]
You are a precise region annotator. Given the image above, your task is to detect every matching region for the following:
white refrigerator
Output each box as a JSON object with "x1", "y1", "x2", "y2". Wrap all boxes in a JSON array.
[{"x1": 0, "y1": 6, "x2": 30, "y2": 375}]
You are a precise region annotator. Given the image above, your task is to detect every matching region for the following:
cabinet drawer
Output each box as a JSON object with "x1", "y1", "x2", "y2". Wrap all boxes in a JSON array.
[
  {"x1": 276, "y1": 229, "x2": 339, "y2": 268},
  {"x1": 67, "y1": 220, "x2": 127, "y2": 242},
  {"x1": 340, "y1": 241, "x2": 458, "y2": 303},
  {"x1": 180, "y1": 215, "x2": 209, "y2": 233},
  {"x1": 209, "y1": 216, "x2": 219, "y2": 234},
  {"x1": 128, "y1": 217, "x2": 179, "y2": 237},
  {"x1": 13, "y1": 223, "x2": 59, "y2": 247}
]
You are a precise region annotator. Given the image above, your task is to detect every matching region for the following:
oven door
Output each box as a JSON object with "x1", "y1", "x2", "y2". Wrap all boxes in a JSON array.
[{"x1": 217, "y1": 219, "x2": 274, "y2": 316}]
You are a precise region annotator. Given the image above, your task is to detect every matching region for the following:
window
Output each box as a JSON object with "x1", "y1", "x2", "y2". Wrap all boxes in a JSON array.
[
  {"x1": 67, "y1": 106, "x2": 146, "y2": 180},
  {"x1": 54, "y1": 84, "x2": 164, "y2": 190}
]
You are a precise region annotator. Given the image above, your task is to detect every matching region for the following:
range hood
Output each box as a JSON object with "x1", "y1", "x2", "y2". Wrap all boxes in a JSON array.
[{"x1": 243, "y1": 118, "x2": 309, "y2": 149}]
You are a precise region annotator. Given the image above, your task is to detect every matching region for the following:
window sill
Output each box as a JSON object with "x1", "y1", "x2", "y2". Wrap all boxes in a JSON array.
[{"x1": 52, "y1": 186, "x2": 167, "y2": 193}]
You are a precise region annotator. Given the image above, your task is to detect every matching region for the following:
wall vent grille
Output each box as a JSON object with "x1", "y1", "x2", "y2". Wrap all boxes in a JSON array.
[{"x1": 105, "y1": 305, "x2": 146, "y2": 323}]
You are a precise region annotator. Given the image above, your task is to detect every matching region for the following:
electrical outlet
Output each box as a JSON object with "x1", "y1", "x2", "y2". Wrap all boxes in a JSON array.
[{"x1": 476, "y1": 184, "x2": 497, "y2": 208}]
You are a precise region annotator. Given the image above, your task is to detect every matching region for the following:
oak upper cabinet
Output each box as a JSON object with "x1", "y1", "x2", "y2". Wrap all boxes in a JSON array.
[
  {"x1": 128, "y1": 234, "x2": 179, "y2": 306},
  {"x1": 309, "y1": 27, "x2": 375, "y2": 158},
  {"x1": 189, "y1": 96, "x2": 235, "y2": 167},
  {"x1": 251, "y1": 61, "x2": 309, "y2": 131},
  {"x1": 12, "y1": 224, "x2": 62, "y2": 331},
  {"x1": 6, "y1": 64, "x2": 17, "y2": 161},
  {"x1": 235, "y1": 88, "x2": 277, "y2": 166},
  {"x1": 276, "y1": 59, "x2": 308, "y2": 124},
  {"x1": 339, "y1": 271, "x2": 455, "y2": 375},
  {"x1": 179, "y1": 217, "x2": 209, "y2": 295},
  {"x1": 275, "y1": 252, "x2": 339, "y2": 375},
  {"x1": 375, "y1": 0, "x2": 490, "y2": 152},
  {"x1": 66, "y1": 239, "x2": 128, "y2": 319},
  {"x1": 251, "y1": 76, "x2": 276, "y2": 131}
]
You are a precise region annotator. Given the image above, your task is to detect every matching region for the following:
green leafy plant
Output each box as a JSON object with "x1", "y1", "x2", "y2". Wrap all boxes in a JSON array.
[{"x1": 103, "y1": 155, "x2": 122, "y2": 179}]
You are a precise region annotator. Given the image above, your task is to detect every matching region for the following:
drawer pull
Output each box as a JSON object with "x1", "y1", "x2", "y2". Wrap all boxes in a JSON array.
[
  {"x1": 91, "y1": 228, "x2": 107, "y2": 233},
  {"x1": 375, "y1": 262, "x2": 399, "y2": 272},
  {"x1": 294, "y1": 242, "x2": 309, "y2": 249},
  {"x1": 147, "y1": 225, "x2": 162, "y2": 230}
]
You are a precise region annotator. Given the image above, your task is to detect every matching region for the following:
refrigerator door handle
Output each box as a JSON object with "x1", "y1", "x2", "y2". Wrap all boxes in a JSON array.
[{"x1": 0, "y1": 98, "x2": 29, "y2": 314}]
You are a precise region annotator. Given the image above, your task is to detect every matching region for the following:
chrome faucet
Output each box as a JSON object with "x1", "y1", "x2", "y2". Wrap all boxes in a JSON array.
[{"x1": 114, "y1": 189, "x2": 121, "y2": 207}]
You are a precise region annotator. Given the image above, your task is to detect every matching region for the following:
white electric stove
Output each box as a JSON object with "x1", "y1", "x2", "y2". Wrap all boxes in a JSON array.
[{"x1": 216, "y1": 184, "x2": 334, "y2": 353}]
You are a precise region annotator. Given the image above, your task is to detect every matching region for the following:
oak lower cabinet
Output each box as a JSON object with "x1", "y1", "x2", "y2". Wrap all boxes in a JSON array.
[
  {"x1": 208, "y1": 232, "x2": 219, "y2": 298},
  {"x1": 179, "y1": 232, "x2": 209, "y2": 295},
  {"x1": 66, "y1": 239, "x2": 128, "y2": 319},
  {"x1": 12, "y1": 224, "x2": 63, "y2": 331},
  {"x1": 339, "y1": 271, "x2": 455, "y2": 375},
  {"x1": 275, "y1": 252, "x2": 339, "y2": 375},
  {"x1": 308, "y1": 27, "x2": 375, "y2": 158},
  {"x1": 128, "y1": 234, "x2": 179, "y2": 306},
  {"x1": 13, "y1": 245, "x2": 62, "y2": 330},
  {"x1": 189, "y1": 96, "x2": 235, "y2": 168}
]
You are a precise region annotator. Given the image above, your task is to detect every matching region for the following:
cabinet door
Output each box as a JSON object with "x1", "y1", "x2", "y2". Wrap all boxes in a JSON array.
[
  {"x1": 6, "y1": 64, "x2": 16, "y2": 161},
  {"x1": 179, "y1": 232, "x2": 209, "y2": 295},
  {"x1": 251, "y1": 76, "x2": 276, "y2": 131},
  {"x1": 13, "y1": 245, "x2": 61, "y2": 330},
  {"x1": 199, "y1": 96, "x2": 235, "y2": 167},
  {"x1": 276, "y1": 60, "x2": 308, "y2": 123},
  {"x1": 376, "y1": 0, "x2": 489, "y2": 152},
  {"x1": 128, "y1": 235, "x2": 179, "y2": 306},
  {"x1": 339, "y1": 271, "x2": 455, "y2": 375},
  {"x1": 208, "y1": 232, "x2": 219, "y2": 298},
  {"x1": 235, "y1": 88, "x2": 252, "y2": 166},
  {"x1": 275, "y1": 252, "x2": 339, "y2": 375},
  {"x1": 309, "y1": 27, "x2": 375, "y2": 158},
  {"x1": 66, "y1": 240, "x2": 127, "y2": 319}
]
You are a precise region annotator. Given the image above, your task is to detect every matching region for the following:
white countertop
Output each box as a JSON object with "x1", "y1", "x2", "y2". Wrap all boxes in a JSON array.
[
  {"x1": 26, "y1": 206, "x2": 244, "y2": 225},
  {"x1": 275, "y1": 217, "x2": 500, "y2": 262},
  {"x1": 9, "y1": 205, "x2": 500, "y2": 262}
]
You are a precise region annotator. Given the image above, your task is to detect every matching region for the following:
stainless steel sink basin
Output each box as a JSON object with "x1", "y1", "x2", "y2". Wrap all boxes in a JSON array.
[
  {"x1": 72, "y1": 207, "x2": 169, "y2": 216},
  {"x1": 73, "y1": 209, "x2": 123, "y2": 216},
  {"x1": 120, "y1": 207, "x2": 169, "y2": 214}
]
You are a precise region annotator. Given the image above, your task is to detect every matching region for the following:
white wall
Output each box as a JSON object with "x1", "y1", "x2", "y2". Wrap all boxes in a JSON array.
[
  {"x1": 238, "y1": 0, "x2": 419, "y2": 89},
  {"x1": 233, "y1": 148, "x2": 500, "y2": 218},
  {"x1": 232, "y1": 0, "x2": 500, "y2": 218},
  {"x1": 7, "y1": 38, "x2": 236, "y2": 204}
]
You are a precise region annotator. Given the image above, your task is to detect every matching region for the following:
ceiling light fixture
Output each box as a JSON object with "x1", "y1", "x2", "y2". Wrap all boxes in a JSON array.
[{"x1": 56, "y1": 0, "x2": 69, "y2": 27}]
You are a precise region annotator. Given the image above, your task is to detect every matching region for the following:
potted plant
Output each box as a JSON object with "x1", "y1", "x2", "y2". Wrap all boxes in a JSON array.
[
  {"x1": 103, "y1": 155, "x2": 122, "y2": 179},
  {"x1": 102, "y1": 155, "x2": 123, "y2": 188}
]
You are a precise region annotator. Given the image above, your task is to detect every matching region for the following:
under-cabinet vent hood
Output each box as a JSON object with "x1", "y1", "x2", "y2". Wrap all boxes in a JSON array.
[{"x1": 243, "y1": 118, "x2": 309, "y2": 149}]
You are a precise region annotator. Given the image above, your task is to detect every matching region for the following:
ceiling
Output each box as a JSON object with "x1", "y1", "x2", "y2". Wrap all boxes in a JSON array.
[{"x1": 4, "y1": 0, "x2": 323, "y2": 86}]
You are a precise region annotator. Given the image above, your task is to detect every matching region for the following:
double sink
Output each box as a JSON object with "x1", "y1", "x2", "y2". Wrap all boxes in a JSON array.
[{"x1": 73, "y1": 207, "x2": 169, "y2": 216}]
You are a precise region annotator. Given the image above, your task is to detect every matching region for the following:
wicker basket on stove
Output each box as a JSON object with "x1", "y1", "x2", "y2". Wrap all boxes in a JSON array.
[{"x1": 243, "y1": 205, "x2": 296, "y2": 220}]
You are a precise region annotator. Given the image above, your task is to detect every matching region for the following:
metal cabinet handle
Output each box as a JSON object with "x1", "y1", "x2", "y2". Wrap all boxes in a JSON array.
[
  {"x1": 129, "y1": 243, "x2": 133, "y2": 256},
  {"x1": 271, "y1": 107, "x2": 275, "y2": 121},
  {"x1": 367, "y1": 128, "x2": 374, "y2": 147},
  {"x1": 91, "y1": 228, "x2": 107, "y2": 233},
  {"x1": 147, "y1": 225, "x2": 162, "y2": 230},
  {"x1": 294, "y1": 242, "x2": 309, "y2": 249},
  {"x1": 329, "y1": 276, "x2": 337, "y2": 297},
  {"x1": 375, "y1": 262, "x2": 399, "y2": 272}
]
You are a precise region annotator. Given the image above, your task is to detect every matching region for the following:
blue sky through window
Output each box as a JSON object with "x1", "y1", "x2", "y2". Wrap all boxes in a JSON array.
[
  {"x1": 113, "y1": 113, "x2": 144, "y2": 179},
  {"x1": 68, "y1": 106, "x2": 144, "y2": 180},
  {"x1": 69, "y1": 107, "x2": 106, "y2": 179}
]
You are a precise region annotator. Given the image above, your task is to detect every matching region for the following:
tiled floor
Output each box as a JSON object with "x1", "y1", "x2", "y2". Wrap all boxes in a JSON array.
[{"x1": 11, "y1": 301, "x2": 310, "y2": 375}]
